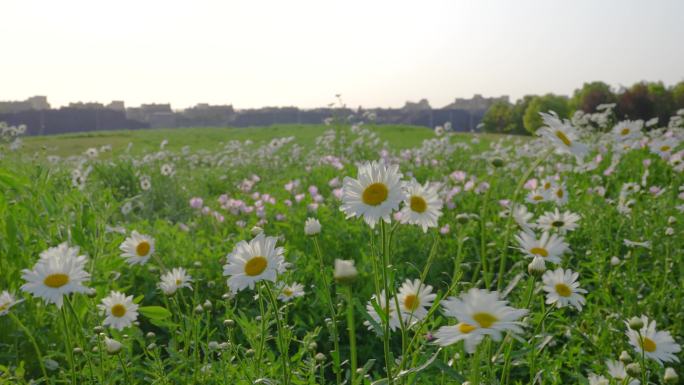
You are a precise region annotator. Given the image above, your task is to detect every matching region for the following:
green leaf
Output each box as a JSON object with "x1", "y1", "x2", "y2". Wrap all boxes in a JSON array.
[{"x1": 138, "y1": 306, "x2": 172, "y2": 320}]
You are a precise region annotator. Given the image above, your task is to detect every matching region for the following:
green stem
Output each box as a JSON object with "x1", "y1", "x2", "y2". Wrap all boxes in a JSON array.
[
  {"x1": 380, "y1": 221, "x2": 394, "y2": 385},
  {"x1": 312, "y1": 236, "x2": 342, "y2": 385},
  {"x1": 255, "y1": 285, "x2": 267, "y2": 377},
  {"x1": 118, "y1": 353, "x2": 132, "y2": 383},
  {"x1": 60, "y1": 305, "x2": 77, "y2": 384},
  {"x1": 9, "y1": 312, "x2": 51, "y2": 384},
  {"x1": 345, "y1": 286, "x2": 358, "y2": 385},
  {"x1": 264, "y1": 282, "x2": 291, "y2": 385},
  {"x1": 497, "y1": 150, "x2": 552, "y2": 291}
]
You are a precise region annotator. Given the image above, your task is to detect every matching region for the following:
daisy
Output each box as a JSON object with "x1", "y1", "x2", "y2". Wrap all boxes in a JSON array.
[
  {"x1": 99, "y1": 291, "x2": 139, "y2": 330},
  {"x1": 536, "y1": 208, "x2": 581, "y2": 234},
  {"x1": 223, "y1": 233, "x2": 286, "y2": 292},
  {"x1": 525, "y1": 188, "x2": 549, "y2": 204},
  {"x1": 613, "y1": 120, "x2": 643, "y2": 142},
  {"x1": 625, "y1": 315, "x2": 681, "y2": 365},
  {"x1": 605, "y1": 359, "x2": 640, "y2": 385},
  {"x1": 432, "y1": 319, "x2": 485, "y2": 353},
  {"x1": 587, "y1": 373, "x2": 609, "y2": 385},
  {"x1": 140, "y1": 175, "x2": 151, "y2": 191},
  {"x1": 119, "y1": 231, "x2": 155, "y2": 265},
  {"x1": 541, "y1": 268, "x2": 587, "y2": 311},
  {"x1": 551, "y1": 183, "x2": 569, "y2": 205},
  {"x1": 364, "y1": 290, "x2": 400, "y2": 333},
  {"x1": 649, "y1": 138, "x2": 679, "y2": 159},
  {"x1": 512, "y1": 204, "x2": 534, "y2": 232},
  {"x1": 277, "y1": 282, "x2": 305, "y2": 302},
  {"x1": 0, "y1": 291, "x2": 19, "y2": 316},
  {"x1": 515, "y1": 230, "x2": 569, "y2": 264},
  {"x1": 435, "y1": 288, "x2": 528, "y2": 350},
  {"x1": 158, "y1": 267, "x2": 193, "y2": 295},
  {"x1": 396, "y1": 279, "x2": 437, "y2": 325},
  {"x1": 537, "y1": 112, "x2": 588, "y2": 161},
  {"x1": 21, "y1": 244, "x2": 91, "y2": 308},
  {"x1": 160, "y1": 163, "x2": 175, "y2": 176},
  {"x1": 399, "y1": 179, "x2": 443, "y2": 232},
  {"x1": 340, "y1": 160, "x2": 405, "y2": 228}
]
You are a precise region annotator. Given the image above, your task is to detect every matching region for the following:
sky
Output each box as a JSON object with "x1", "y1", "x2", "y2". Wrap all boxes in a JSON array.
[{"x1": 1, "y1": 0, "x2": 683, "y2": 110}]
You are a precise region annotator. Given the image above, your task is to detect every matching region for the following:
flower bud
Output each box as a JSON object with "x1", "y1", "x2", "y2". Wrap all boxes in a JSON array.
[
  {"x1": 625, "y1": 363, "x2": 640, "y2": 377},
  {"x1": 203, "y1": 300, "x2": 213, "y2": 310},
  {"x1": 223, "y1": 319, "x2": 235, "y2": 328},
  {"x1": 194, "y1": 305, "x2": 204, "y2": 314},
  {"x1": 314, "y1": 352, "x2": 326, "y2": 362},
  {"x1": 628, "y1": 316, "x2": 644, "y2": 330},
  {"x1": 664, "y1": 368, "x2": 679, "y2": 384},
  {"x1": 250, "y1": 226, "x2": 263, "y2": 236},
  {"x1": 304, "y1": 218, "x2": 321, "y2": 236},
  {"x1": 308, "y1": 342, "x2": 318, "y2": 351},
  {"x1": 333, "y1": 259, "x2": 358, "y2": 284},
  {"x1": 104, "y1": 337, "x2": 123, "y2": 355},
  {"x1": 245, "y1": 349, "x2": 255, "y2": 357},
  {"x1": 528, "y1": 256, "x2": 546, "y2": 276},
  {"x1": 610, "y1": 256, "x2": 620, "y2": 266},
  {"x1": 619, "y1": 350, "x2": 632, "y2": 363},
  {"x1": 146, "y1": 332, "x2": 156, "y2": 339},
  {"x1": 73, "y1": 347, "x2": 83, "y2": 355}
]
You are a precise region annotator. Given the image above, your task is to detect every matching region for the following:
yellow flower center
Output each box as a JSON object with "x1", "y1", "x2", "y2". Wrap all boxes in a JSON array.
[
  {"x1": 544, "y1": 182, "x2": 552, "y2": 190},
  {"x1": 620, "y1": 128, "x2": 630, "y2": 136},
  {"x1": 472, "y1": 312, "x2": 498, "y2": 328},
  {"x1": 555, "y1": 130, "x2": 572, "y2": 146},
  {"x1": 403, "y1": 294, "x2": 420, "y2": 311},
  {"x1": 530, "y1": 247, "x2": 549, "y2": 257},
  {"x1": 43, "y1": 273, "x2": 69, "y2": 288},
  {"x1": 661, "y1": 145, "x2": 671, "y2": 152},
  {"x1": 641, "y1": 337, "x2": 657, "y2": 353},
  {"x1": 555, "y1": 283, "x2": 572, "y2": 297},
  {"x1": 457, "y1": 322, "x2": 477, "y2": 334},
  {"x1": 111, "y1": 304, "x2": 127, "y2": 317},
  {"x1": 362, "y1": 183, "x2": 389, "y2": 206},
  {"x1": 533, "y1": 195, "x2": 544, "y2": 201},
  {"x1": 409, "y1": 196, "x2": 427, "y2": 213},
  {"x1": 136, "y1": 241, "x2": 151, "y2": 256},
  {"x1": 551, "y1": 220, "x2": 565, "y2": 228},
  {"x1": 244, "y1": 256, "x2": 268, "y2": 276},
  {"x1": 0, "y1": 304, "x2": 8, "y2": 312},
  {"x1": 283, "y1": 288, "x2": 293, "y2": 296},
  {"x1": 175, "y1": 279, "x2": 182, "y2": 286},
  {"x1": 556, "y1": 189, "x2": 564, "y2": 199}
]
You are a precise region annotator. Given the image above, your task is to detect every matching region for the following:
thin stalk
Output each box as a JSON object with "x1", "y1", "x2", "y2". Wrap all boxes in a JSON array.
[
  {"x1": 9, "y1": 312, "x2": 50, "y2": 384},
  {"x1": 497, "y1": 150, "x2": 552, "y2": 291},
  {"x1": 117, "y1": 353, "x2": 132, "y2": 383},
  {"x1": 255, "y1": 285, "x2": 267, "y2": 377},
  {"x1": 60, "y1": 305, "x2": 77, "y2": 384},
  {"x1": 264, "y1": 282, "x2": 290, "y2": 385},
  {"x1": 345, "y1": 285, "x2": 358, "y2": 385},
  {"x1": 380, "y1": 221, "x2": 394, "y2": 385},
  {"x1": 312, "y1": 236, "x2": 342, "y2": 385}
]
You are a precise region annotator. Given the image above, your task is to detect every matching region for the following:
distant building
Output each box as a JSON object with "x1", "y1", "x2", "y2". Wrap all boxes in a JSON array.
[
  {"x1": 0, "y1": 95, "x2": 50, "y2": 113},
  {"x1": 107, "y1": 101, "x2": 125, "y2": 111}
]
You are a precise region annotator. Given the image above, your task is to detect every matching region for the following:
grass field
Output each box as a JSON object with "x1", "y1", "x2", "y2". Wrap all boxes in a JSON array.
[{"x1": 1, "y1": 116, "x2": 682, "y2": 385}]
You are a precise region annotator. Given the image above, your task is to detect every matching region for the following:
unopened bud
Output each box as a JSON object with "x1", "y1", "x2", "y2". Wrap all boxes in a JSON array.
[
  {"x1": 628, "y1": 317, "x2": 644, "y2": 330},
  {"x1": 625, "y1": 363, "x2": 640, "y2": 377},
  {"x1": 619, "y1": 350, "x2": 632, "y2": 363},
  {"x1": 245, "y1": 349, "x2": 255, "y2": 357},
  {"x1": 223, "y1": 319, "x2": 235, "y2": 328},
  {"x1": 664, "y1": 368, "x2": 679, "y2": 384},
  {"x1": 528, "y1": 256, "x2": 546, "y2": 276},
  {"x1": 250, "y1": 226, "x2": 263, "y2": 236},
  {"x1": 314, "y1": 352, "x2": 326, "y2": 362},
  {"x1": 333, "y1": 259, "x2": 358, "y2": 284}
]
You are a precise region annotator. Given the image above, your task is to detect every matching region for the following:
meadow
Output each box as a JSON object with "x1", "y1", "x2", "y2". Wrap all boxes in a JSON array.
[{"x1": 0, "y1": 108, "x2": 683, "y2": 385}]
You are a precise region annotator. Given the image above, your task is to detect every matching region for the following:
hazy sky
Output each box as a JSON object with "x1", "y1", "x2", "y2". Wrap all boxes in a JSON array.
[{"x1": 2, "y1": 0, "x2": 683, "y2": 109}]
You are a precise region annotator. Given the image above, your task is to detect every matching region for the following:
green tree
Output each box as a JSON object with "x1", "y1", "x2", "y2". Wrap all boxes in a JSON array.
[
  {"x1": 672, "y1": 81, "x2": 684, "y2": 109},
  {"x1": 523, "y1": 94, "x2": 569, "y2": 134},
  {"x1": 481, "y1": 101, "x2": 512, "y2": 133},
  {"x1": 570, "y1": 81, "x2": 616, "y2": 113}
]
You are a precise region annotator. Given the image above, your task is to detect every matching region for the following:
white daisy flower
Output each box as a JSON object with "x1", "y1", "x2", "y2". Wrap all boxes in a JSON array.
[
  {"x1": 0, "y1": 291, "x2": 20, "y2": 316},
  {"x1": 160, "y1": 163, "x2": 175, "y2": 176},
  {"x1": 334, "y1": 259, "x2": 358, "y2": 284},
  {"x1": 649, "y1": 138, "x2": 679, "y2": 159},
  {"x1": 541, "y1": 268, "x2": 587, "y2": 311},
  {"x1": 588, "y1": 373, "x2": 609, "y2": 385},
  {"x1": 536, "y1": 208, "x2": 581, "y2": 233},
  {"x1": 340, "y1": 160, "x2": 405, "y2": 228},
  {"x1": 158, "y1": 267, "x2": 193, "y2": 296},
  {"x1": 104, "y1": 337, "x2": 123, "y2": 354},
  {"x1": 625, "y1": 315, "x2": 681, "y2": 365},
  {"x1": 515, "y1": 230, "x2": 569, "y2": 264},
  {"x1": 435, "y1": 288, "x2": 528, "y2": 350},
  {"x1": 525, "y1": 188, "x2": 549, "y2": 204},
  {"x1": 277, "y1": 282, "x2": 305, "y2": 302},
  {"x1": 140, "y1": 175, "x2": 152, "y2": 191},
  {"x1": 605, "y1": 359, "x2": 640, "y2": 385},
  {"x1": 304, "y1": 217, "x2": 321, "y2": 236},
  {"x1": 364, "y1": 290, "x2": 400, "y2": 333},
  {"x1": 396, "y1": 279, "x2": 437, "y2": 325},
  {"x1": 512, "y1": 204, "x2": 534, "y2": 232},
  {"x1": 119, "y1": 231, "x2": 155, "y2": 265},
  {"x1": 98, "y1": 291, "x2": 139, "y2": 330},
  {"x1": 399, "y1": 180, "x2": 443, "y2": 232},
  {"x1": 223, "y1": 233, "x2": 285, "y2": 292},
  {"x1": 537, "y1": 112, "x2": 588, "y2": 162},
  {"x1": 551, "y1": 183, "x2": 569, "y2": 205},
  {"x1": 21, "y1": 244, "x2": 92, "y2": 308},
  {"x1": 612, "y1": 120, "x2": 643, "y2": 142}
]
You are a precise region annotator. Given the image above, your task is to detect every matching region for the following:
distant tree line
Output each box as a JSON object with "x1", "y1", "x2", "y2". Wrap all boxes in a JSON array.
[{"x1": 481, "y1": 81, "x2": 684, "y2": 134}]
